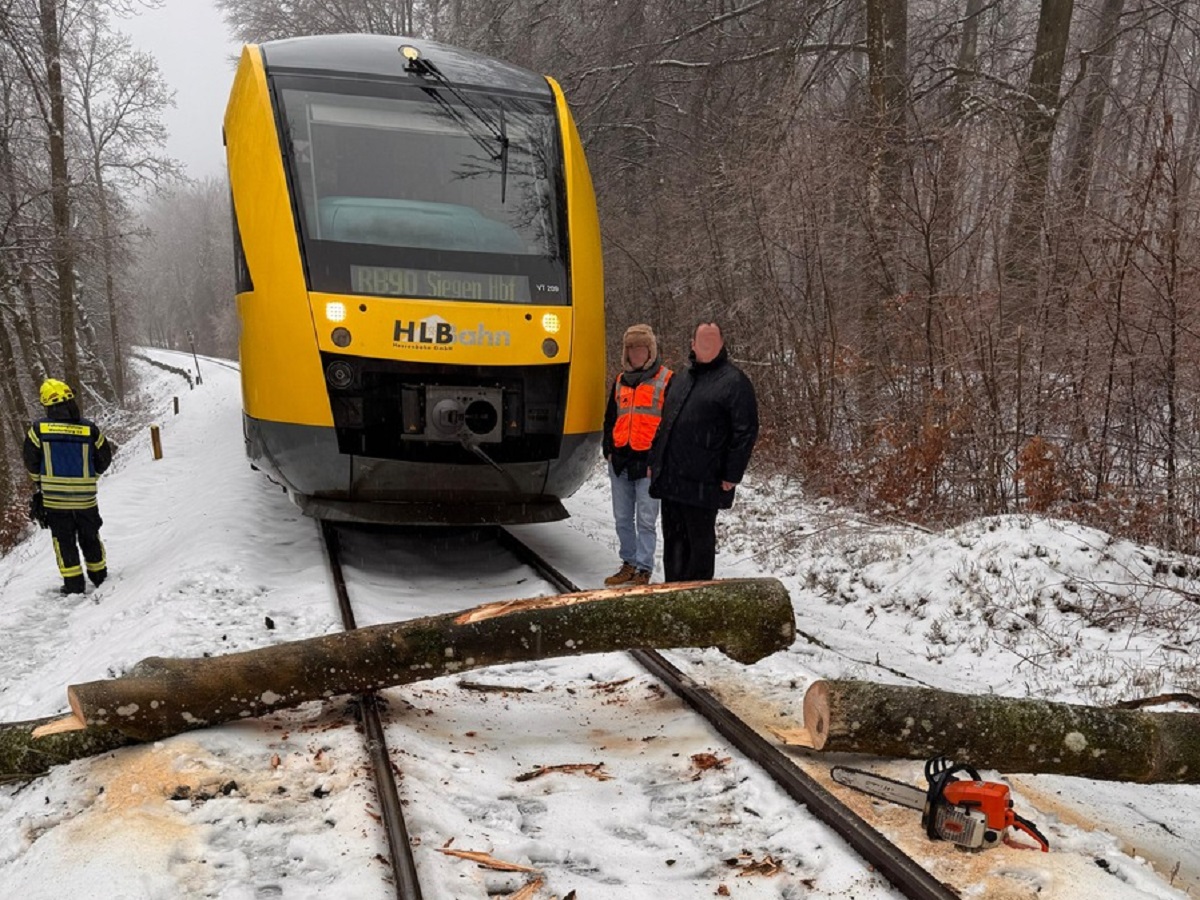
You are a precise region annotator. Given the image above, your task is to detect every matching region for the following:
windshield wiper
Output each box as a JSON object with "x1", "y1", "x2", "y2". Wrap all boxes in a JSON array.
[{"x1": 401, "y1": 45, "x2": 510, "y2": 203}]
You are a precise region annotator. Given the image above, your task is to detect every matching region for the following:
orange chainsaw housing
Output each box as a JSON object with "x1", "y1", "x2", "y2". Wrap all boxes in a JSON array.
[{"x1": 942, "y1": 780, "x2": 1049, "y2": 851}]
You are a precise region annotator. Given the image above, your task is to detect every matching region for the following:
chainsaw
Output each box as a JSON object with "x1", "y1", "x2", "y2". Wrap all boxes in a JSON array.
[{"x1": 830, "y1": 756, "x2": 1050, "y2": 852}]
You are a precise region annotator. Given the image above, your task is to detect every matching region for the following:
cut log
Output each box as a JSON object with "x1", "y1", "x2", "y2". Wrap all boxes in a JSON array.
[
  {"x1": 33, "y1": 578, "x2": 793, "y2": 746},
  {"x1": 799, "y1": 679, "x2": 1200, "y2": 784},
  {"x1": 1, "y1": 716, "x2": 136, "y2": 782}
]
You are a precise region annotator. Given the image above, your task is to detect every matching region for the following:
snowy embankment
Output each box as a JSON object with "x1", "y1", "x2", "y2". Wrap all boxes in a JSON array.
[{"x1": 0, "y1": 350, "x2": 1196, "y2": 899}]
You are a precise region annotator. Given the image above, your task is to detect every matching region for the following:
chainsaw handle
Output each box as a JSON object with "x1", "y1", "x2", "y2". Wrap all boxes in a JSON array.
[{"x1": 1010, "y1": 813, "x2": 1050, "y2": 852}]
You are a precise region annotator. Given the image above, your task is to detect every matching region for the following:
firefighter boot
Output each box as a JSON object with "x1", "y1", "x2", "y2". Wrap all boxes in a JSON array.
[
  {"x1": 89, "y1": 568, "x2": 107, "y2": 587},
  {"x1": 60, "y1": 575, "x2": 86, "y2": 596}
]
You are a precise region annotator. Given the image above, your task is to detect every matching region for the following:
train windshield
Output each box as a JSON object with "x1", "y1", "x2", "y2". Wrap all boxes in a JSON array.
[{"x1": 277, "y1": 81, "x2": 568, "y2": 305}]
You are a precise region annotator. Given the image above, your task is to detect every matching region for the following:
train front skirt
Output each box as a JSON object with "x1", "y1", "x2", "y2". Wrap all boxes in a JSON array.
[{"x1": 245, "y1": 416, "x2": 601, "y2": 525}]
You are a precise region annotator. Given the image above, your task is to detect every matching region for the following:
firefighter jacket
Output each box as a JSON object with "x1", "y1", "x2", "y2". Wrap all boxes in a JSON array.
[
  {"x1": 602, "y1": 361, "x2": 672, "y2": 480},
  {"x1": 23, "y1": 413, "x2": 112, "y2": 511}
]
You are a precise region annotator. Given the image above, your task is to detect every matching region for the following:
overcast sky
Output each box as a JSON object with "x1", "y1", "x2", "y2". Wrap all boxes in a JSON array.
[{"x1": 118, "y1": 0, "x2": 241, "y2": 180}]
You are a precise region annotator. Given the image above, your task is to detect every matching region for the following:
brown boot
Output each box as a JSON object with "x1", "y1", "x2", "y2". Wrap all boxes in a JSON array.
[
  {"x1": 604, "y1": 563, "x2": 636, "y2": 586},
  {"x1": 629, "y1": 569, "x2": 651, "y2": 586}
]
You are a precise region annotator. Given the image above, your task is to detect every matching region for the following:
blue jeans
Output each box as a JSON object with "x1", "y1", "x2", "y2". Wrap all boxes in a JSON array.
[{"x1": 609, "y1": 462, "x2": 659, "y2": 572}]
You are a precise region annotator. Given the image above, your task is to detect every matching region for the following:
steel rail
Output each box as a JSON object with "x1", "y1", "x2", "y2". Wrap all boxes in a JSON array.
[
  {"x1": 320, "y1": 522, "x2": 424, "y2": 900},
  {"x1": 496, "y1": 527, "x2": 960, "y2": 900}
]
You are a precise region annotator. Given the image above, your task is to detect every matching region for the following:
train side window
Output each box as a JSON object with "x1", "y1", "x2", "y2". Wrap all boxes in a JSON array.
[{"x1": 229, "y1": 196, "x2": 253, "y2": 293}]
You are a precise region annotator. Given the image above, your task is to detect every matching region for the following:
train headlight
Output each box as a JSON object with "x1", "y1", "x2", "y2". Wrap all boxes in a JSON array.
[
  {"x1": 331, "y1": 327, "x2": 352, "y2": 348},
  {"x1": 542, "y1": 338, "x2": 559, "y2": 358},
  {"x1": 542, "y1": 313, "x2": 560, "y2": 334},
  {"x1": 326, "y1": 302, "x2": 346, "y2": 322}
]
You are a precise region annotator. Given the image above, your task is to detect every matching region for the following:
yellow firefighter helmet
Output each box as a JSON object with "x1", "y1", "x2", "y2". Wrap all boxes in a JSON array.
[{"x1": 39, "y1": 378, "x2": 75, "y2": 407}]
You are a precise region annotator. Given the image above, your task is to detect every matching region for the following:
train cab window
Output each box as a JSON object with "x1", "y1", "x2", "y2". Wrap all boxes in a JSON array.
[{"x1": 276, "y1": 82, "x2": 569, "y2": 305}]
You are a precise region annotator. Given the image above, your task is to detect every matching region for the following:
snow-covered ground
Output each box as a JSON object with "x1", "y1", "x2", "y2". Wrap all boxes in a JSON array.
[{"x1": 0, "y1": 350, "x2": 1197, "y2": 899}]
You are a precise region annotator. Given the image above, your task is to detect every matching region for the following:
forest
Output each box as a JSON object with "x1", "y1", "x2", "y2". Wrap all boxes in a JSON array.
[{"x1": 3, "y1": 0, "x2": 1200, "y2": 555}]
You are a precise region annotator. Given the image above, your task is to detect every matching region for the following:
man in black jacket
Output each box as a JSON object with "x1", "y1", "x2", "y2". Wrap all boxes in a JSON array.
[
  {"x1": 23, "y1": 378, "x2": 114, "y2": 595},
  {"x1": 648, "y1": 322, "x2": 758, "y2": 581}
]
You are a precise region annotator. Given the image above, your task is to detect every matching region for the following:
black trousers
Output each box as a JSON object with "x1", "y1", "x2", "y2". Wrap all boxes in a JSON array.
[
  {"x1": 45, "y1": 507, "x2": 106, "y2": 586},
  {"x1": 661, "y1": 499, "x2": 719, "y2": 582}
]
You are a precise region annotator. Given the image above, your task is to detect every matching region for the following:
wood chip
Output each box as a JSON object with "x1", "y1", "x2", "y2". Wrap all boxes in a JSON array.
[
  {"x1": 691, "y1": 752, "x2": 731, "y2": 772},
  {"x1": 436, "y1": 848, "x2": 538, "y2": 873},
  {"x1": 736, "y1": 854, "x2": 783, "y2": 877},
  {"x1": 592, "y1": 677, "x2": 634, "y2": 693},
  {"x1": 458, "y1": 680, "x2": 533, "y2": 693},
  {"x1": 508, "y1": 877, "x2": 545, "y2": 900},
  {"x1": 768, "y1": 725, "x2": 815, "y2": 748},
  {"x1": 515, "y1": 762, "x2": 612, "y2": 782}
]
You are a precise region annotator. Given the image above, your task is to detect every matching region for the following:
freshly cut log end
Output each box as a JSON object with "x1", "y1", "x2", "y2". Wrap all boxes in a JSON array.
[{"x1": 802, "y1": 680, "x2": 831, "y2": 750}]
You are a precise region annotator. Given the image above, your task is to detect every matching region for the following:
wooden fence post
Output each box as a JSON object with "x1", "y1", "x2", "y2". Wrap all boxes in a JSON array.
[
  {"x1": 150, "y1": 425, "x2": 162, "y2": 460},
  {"x1": 173, "y1": 397, "x2": 179, "y2": 415}
]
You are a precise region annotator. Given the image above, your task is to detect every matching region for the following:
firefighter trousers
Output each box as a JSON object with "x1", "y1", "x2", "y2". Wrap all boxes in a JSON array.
[{"x1": 45, "y1": 506, "x2": 107, "y2": 590}]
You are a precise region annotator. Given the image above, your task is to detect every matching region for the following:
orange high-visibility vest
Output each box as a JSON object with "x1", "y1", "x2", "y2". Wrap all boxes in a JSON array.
[{"x1": 611, "y1": 365, "x2": 672, "y2": 451}]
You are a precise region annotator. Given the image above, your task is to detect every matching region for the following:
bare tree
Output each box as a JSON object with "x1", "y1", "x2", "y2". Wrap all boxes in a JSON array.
[
  {"x1": 70, "y1": 16, "x2": 180, "y2": 399},
  {"x1": 214, "y1": 0, "x2": 417, "y2": 43},
  {"x1": 127, "y1": 178, "x2": 235, "y2": 358},
  {"x1": 1002, "y1": 0, "x2": 1075, "y2": 325}
]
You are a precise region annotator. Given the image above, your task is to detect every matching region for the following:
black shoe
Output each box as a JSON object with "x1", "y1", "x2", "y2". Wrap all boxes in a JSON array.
[
  {"x1": 89, "y1": 569, "x2": 107, "y2": 587},
  {"x1": 60, "y1": 576, "x2": 86, "y2": 596}
]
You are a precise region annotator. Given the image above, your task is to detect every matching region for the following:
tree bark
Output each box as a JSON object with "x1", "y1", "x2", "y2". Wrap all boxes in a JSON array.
[
  {"x1": 39, "y1": 0, "x2": 80, "y2": 385},
  {"x1": 1002, "y1": 0, "x2": 1075, "y2": 325},
  {"x1": 1060, "y1": 0, "x2": 1124, "y2": 211},
  {"x1": 1, "y1": 716, "x2": 137, "y2": 784},
  {"x1": 31, "y1": 578, "x2": 794, "y2": 747},
  {"x1": 799, "y1": 679, "x2": 1200, "y2": 784}
]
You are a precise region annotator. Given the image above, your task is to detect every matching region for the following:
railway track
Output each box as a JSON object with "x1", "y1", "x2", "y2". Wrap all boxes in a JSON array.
[
  {"x1": 318, "y1": 520, "x2": 958, "y2": 900},
  {"x1": 496, "y1": 528, "x2": 959, "y2": 900},
  {"x1": 320, "y1": 521, "x2": 423, "y2": 900}
]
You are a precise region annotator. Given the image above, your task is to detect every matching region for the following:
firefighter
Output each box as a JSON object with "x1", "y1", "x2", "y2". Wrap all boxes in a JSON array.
[
  {"x1": 602, "y1": 324, "x2": 673, "y2": 585},
  {"x1": 23, "y1": 378, "x2": 113, "y2": 595}
]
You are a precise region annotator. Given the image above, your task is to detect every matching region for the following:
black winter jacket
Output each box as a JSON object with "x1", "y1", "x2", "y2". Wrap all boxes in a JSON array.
[{"x1": 648, "y1": 347, "x2": 758, "y2": 509}]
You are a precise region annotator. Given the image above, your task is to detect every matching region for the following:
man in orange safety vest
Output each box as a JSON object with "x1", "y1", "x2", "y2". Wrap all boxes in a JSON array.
[{"x1": 602, "y1": 324, "x2": 672, "y2": 586}]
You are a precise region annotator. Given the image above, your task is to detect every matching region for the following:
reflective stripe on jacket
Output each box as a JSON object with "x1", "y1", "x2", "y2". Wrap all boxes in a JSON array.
[
  {"x1": 611, "y1": 365, "x2": 672, "y2": 452},
  {"x1": 25, "y1": 419, "x2": 110, "y2": 510}
]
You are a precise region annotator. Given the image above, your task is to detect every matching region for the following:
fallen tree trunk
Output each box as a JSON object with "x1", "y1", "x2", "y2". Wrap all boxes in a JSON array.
[
  {"x1": 29, "y1": 578, "x2": 793, "y2": 750},
  {"x1": 1, "y1": 717, "x2": 137, "y2": 783},
  {"x1": 797, "y1": 679, "x2": 1200, "y2": 784}
]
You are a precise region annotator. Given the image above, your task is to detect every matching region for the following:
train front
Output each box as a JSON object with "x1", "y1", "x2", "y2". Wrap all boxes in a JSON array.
[{"x1": 225, "y1": 35, "x2": 605, "y2": 524}]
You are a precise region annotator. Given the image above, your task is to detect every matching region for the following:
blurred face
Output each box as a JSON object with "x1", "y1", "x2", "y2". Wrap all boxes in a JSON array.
[
  {"x1": 692, "y1": 323, "x2": 723, "y2": 364},
  {"x1": 627, "y1": 344, "x2": 650, "y2": 369}
]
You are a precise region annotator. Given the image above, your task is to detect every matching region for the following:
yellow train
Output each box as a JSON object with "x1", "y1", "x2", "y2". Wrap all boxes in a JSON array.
[{"x1": 224, "y1": 35, "x2": 605, "y2": 524}]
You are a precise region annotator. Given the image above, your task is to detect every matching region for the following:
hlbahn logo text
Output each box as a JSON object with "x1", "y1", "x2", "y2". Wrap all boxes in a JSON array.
[{"x1": 393, "y1": 318, "x2": 511, "y2": 347}]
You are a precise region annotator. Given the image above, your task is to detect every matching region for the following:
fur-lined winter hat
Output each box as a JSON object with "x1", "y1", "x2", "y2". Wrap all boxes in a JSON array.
[{"x1": 622, "y1": 324, "x2": 658, "y2": 371}]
